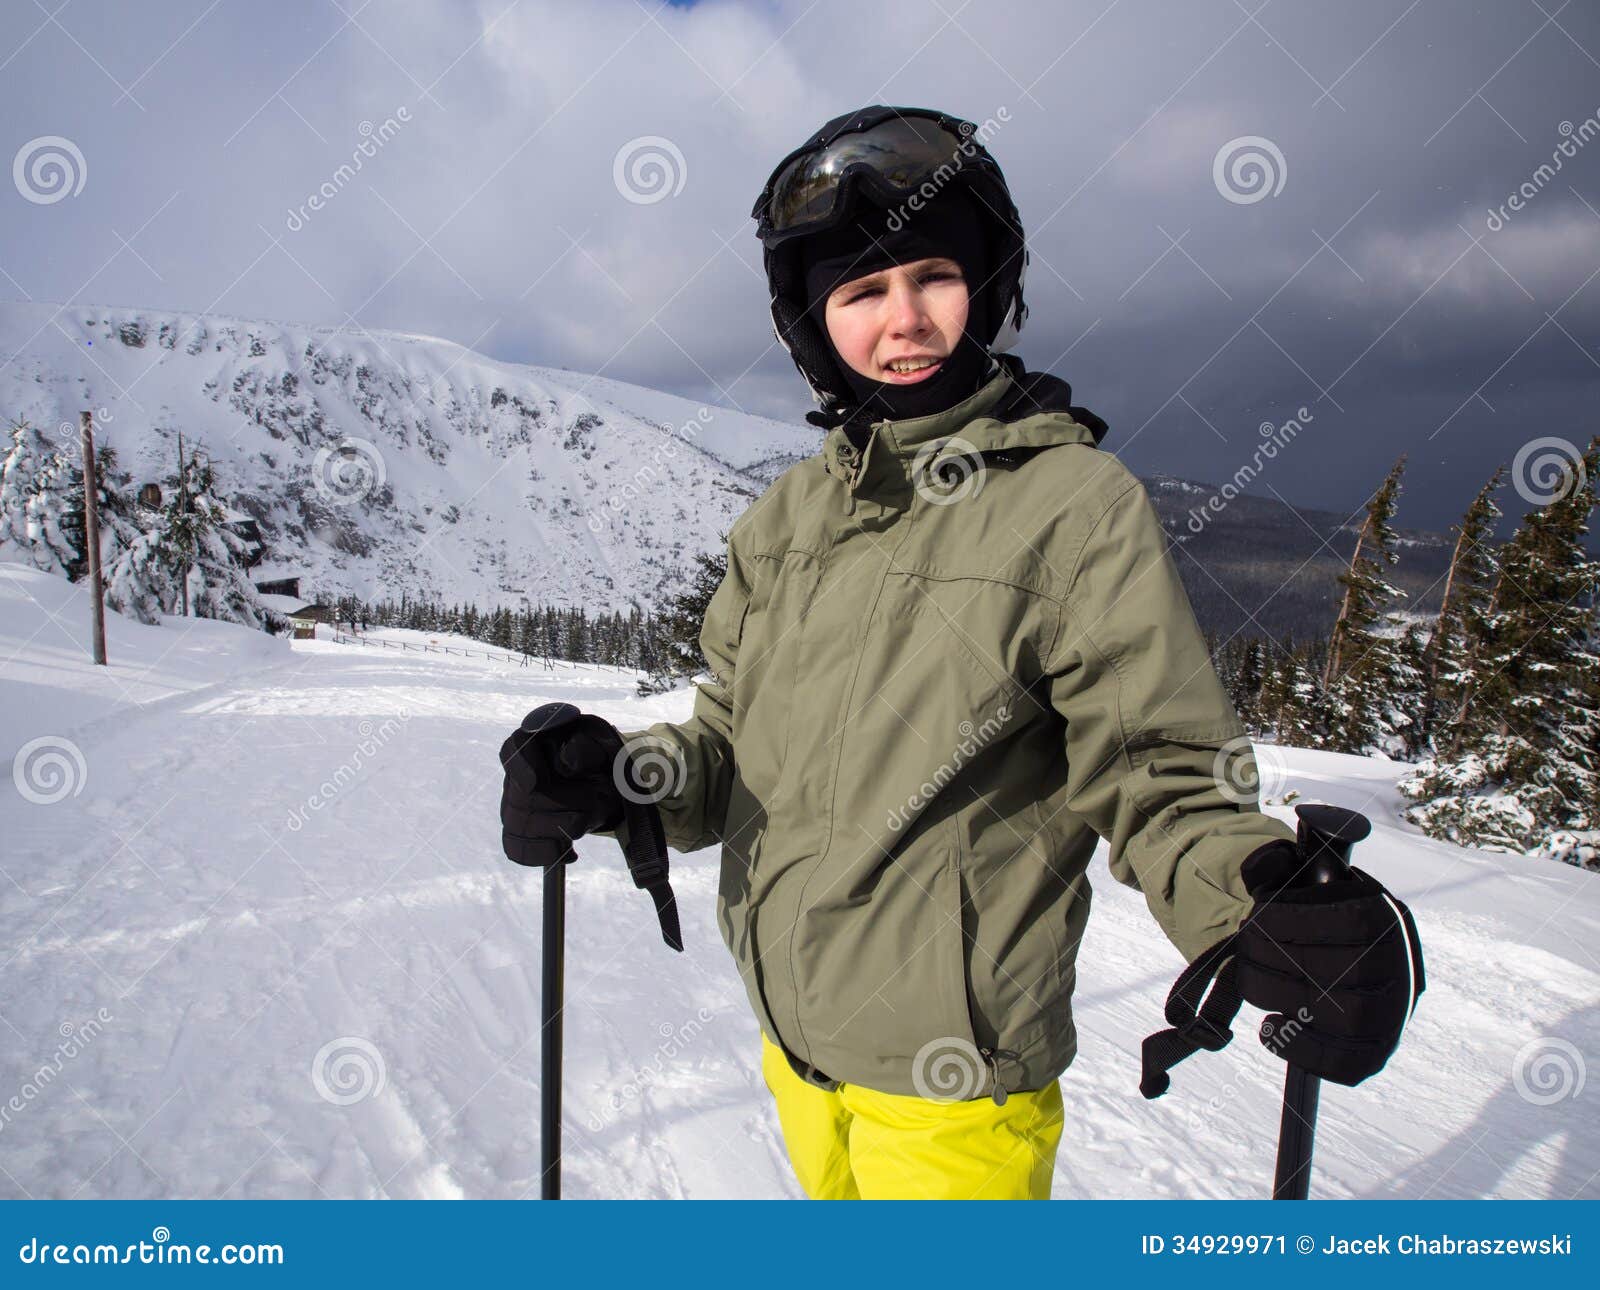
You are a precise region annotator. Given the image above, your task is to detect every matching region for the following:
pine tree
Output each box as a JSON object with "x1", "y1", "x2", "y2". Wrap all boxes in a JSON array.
[
  {"x1": 1323, "y1": 455, "x2": 1410, "y2": 754},
  {"x1": 0, "y1": 416, "x2": 83, "y2": 577},
  {"x1": 1230, "y1": 638, "x2": 1267, "y2": 730},
  {"x1": 1424, "y1": 467, "x2": 1506, "y2": 755},
  {"x1": 1401, "y1": 436, "x2": 1600, "y2": 860},
  {"x1": 102, "y1": 443, "x2": 265, "y2": 627},
  {"x1": 638, "y1": 546, "x2": 726, "y2": 695}
]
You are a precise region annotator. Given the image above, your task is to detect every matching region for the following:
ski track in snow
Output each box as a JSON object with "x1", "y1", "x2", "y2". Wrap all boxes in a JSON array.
[{"x1": 0, "y1": 566, "x2": 1595, "y2": 1200}]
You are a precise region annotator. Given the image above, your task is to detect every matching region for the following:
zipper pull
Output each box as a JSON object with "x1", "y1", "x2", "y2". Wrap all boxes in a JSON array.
[
  {"x1": 835, "y1": 442, "x2": 860, "y2": 513},
  {"x1": 979, "y1": 1047, "x2": 1010, "y2": 1106}
]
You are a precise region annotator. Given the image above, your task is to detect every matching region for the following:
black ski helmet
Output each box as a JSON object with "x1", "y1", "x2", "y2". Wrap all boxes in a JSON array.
[{"x1": 751, "y1": 105, "x2": 1029, "y2": 419}]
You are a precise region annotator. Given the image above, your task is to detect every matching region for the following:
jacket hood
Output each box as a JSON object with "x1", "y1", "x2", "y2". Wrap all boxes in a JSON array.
[{"x1": 821, "y1": 354, "x2": 1110, "y2": 498}]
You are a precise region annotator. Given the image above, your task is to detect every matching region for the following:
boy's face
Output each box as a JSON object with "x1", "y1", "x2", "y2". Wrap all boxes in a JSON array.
[{"x1": 822, "y1": 256, "x2": 971, "y2": 388}]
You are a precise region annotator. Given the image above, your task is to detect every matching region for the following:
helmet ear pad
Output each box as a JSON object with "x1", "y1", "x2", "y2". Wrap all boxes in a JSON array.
[{"x1": 768, "y1": 242, "x2": 854, "y2": 411}]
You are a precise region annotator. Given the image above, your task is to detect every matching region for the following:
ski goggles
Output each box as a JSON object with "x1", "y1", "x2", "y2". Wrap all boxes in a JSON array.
[{"x1": 758, "y1": 112, "x2": 988, "y2": 239}]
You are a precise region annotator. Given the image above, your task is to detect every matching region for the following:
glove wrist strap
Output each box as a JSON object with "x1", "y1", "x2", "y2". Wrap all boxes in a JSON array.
[{"x1": 1139, "y1": 933, "x2": 1244, "y2": 1099}]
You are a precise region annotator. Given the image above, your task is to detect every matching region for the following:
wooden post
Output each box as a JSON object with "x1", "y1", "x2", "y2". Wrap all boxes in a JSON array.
[
  {"x1": 79, "y1": 411, "x2": 108, "y2": 666},
  {"x1": 177, "y1": 431, "x2": 190, "y2": 617}
]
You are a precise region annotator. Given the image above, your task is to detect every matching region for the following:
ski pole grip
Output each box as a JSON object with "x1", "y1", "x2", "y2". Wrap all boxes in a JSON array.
[{"x1": 1291, "y1": 803, "x2": 1371, "y2": 884}]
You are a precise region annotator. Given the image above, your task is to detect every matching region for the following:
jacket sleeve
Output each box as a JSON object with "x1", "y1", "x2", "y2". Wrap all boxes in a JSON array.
[
  {"x1": 594, "y1": 522, "x2": 752, "y2": 855},
  {"x1": 1045, "y1": 477, "x2": 1295, "y2": 963}
]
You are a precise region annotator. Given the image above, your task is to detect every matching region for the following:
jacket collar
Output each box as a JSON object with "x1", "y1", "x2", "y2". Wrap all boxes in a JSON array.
[{"x1": 821, "y1": 354, "x2": 1110, "y2": 498}]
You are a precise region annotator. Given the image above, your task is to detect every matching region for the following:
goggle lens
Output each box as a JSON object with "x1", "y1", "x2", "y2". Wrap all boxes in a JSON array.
[{"x1": 766, "y1": 116, "x2": 967, "y2": 233}]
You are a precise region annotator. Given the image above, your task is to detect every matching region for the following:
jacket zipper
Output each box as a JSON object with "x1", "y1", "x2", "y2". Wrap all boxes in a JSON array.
[
  {"x1": 979, "y1": 1046, "x2": 1019, "y2": 1105},
  {"x1": 836, "y1": 443, "x2": 861, "y2": 513}
]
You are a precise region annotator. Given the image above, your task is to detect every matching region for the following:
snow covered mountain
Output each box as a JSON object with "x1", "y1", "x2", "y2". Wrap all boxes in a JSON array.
[
  {"x1": 0, "y1": 300, "x2": 818, "y2": 611},
  {"x1": 0, "y1": 299, "x2": 1455, "y2": 638}
]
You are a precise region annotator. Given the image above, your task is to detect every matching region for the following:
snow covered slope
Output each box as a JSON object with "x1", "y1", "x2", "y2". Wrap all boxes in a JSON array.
[
  {"x1": 1, "y1": 565, "x2": 1594, "y2": 1199},
  {"x1": 0, "y1": 301, "x2": 818, "y2": 610}
]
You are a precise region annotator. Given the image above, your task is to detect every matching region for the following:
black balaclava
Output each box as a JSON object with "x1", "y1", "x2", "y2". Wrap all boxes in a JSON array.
[{"x1": 800, "y1": 186, "x2": 995, "y2": 444}]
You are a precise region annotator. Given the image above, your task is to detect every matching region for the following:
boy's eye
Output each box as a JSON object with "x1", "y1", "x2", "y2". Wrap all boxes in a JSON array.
[{"x1": 841, "y1": 270, "x2": 960, "y2": 303}]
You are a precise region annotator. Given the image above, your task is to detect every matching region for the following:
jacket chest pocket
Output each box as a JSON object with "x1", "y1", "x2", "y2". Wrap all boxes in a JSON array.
[{"x1": 730, "y1": 549, "x2": 818, "y2": 795}]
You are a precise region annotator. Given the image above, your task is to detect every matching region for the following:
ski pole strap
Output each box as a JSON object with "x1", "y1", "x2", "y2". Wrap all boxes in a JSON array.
[
  {"x1": 1140, "y1": 932, "x2": 1243, "y2": 1099},
  {"x1": 616, "y1": 794, "x2": 683, "y2": 952}
]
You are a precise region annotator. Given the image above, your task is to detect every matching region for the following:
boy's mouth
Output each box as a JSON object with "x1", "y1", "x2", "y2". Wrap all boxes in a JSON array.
[{"x1": 879, "y1": 355, "x2": 944, "y2": 383}]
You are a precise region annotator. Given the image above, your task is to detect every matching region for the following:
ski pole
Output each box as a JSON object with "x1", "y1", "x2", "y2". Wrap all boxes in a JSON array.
[
  {"x1": 540, "y1": 845, "x2": 572, "y2": 1200},
  {"x1": 1271, "y1": 803, "x2": 1371, "y2": 1200},
  {"x1": 505, "y1": 702, "x2": 685, "y2": 1201}
]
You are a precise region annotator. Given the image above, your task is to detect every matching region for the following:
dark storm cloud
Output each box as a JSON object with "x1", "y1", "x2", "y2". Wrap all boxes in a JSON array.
[{"x1": 2, "y1": 0, "x2": 1596, "y2": 535}]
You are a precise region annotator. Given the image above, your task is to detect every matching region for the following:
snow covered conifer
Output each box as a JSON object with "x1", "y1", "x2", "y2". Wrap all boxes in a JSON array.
[
  {"x1": 638, "y1": 545, "x2": 725, "y2": 696},
  {"x1": 1324, "y1": 455, "x2": 1410, "y2": 753},
  {"x1": 0, "y1": 416, "x2": 82, "y2": 577},
  {"x1": 1401, "y1": 436, "x2": 1600, "y2": 860},
  {"x1": 1424, "y1": 467, "x2": 1506, "y2": 754}
]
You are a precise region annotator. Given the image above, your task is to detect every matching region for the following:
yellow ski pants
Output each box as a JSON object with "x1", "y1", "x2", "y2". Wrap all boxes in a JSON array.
[{"x1": 760, "y1": 1031, "x2": 1064, "y2": 1199}]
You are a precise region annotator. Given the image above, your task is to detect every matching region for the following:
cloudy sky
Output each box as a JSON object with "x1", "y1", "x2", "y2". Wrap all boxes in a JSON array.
[{"x1": 3, "y1": 0, "x2": 1598, "y2": 535}]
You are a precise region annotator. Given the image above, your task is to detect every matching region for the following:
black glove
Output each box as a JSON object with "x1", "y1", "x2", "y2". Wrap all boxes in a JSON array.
[
  {"x1": 1234, "y1": 839, "x2": 1426, "y2": 1087},
  {"x1": 498, "y1": 703, "x2": 628, "y2": 868}
]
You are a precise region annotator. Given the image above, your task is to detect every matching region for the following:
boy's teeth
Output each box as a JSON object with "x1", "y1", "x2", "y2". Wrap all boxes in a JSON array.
[{"x1": 888, "y1": 358, "x2": 938, "y2": 373}]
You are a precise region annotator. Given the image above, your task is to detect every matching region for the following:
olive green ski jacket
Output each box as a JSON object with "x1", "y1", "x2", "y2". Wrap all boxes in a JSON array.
[{"x1": 607, "y1": 356, "x2": 1294, "y2": 1102}]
